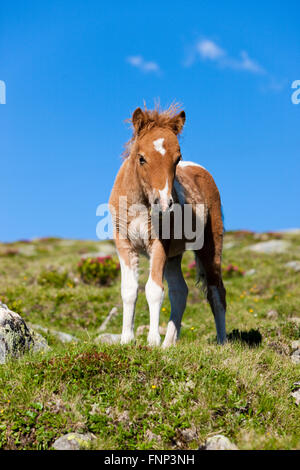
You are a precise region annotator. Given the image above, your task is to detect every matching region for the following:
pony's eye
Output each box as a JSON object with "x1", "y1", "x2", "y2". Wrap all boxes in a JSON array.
[
  {"x1": 139, "y1": 155, "x2": 146, "y2": 165},
  {"x1": 175, "y1": 155, "x2": 182, "y2": 165}
]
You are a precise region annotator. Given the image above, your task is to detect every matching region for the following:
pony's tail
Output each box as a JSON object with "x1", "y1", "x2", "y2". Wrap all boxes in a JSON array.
[{"x1": 194, "y1": 252, "x2": 208, "y2": 295}]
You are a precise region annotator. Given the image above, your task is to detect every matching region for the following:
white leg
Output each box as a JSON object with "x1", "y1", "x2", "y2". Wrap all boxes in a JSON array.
[
  {"x1": 208, "y1": 286, "x2": 226, "y2": 344},
  {"x1": 145, "y1": 275, "x2": 164, "y2": 346},
  {"x1": 119, "y1": 253, "x2": 139, "y2": 344},
  {"x1": 162, "y1": 256, "x2": 188, "y2": 348}
]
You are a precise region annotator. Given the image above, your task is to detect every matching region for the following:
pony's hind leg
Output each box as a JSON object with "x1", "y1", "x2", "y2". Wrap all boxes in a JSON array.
[
  {"x1": 162, "y1": 255, "x2": 188, "y2": 348},
  {"x1": 195, "y1": 251, "x2": 227, "y2": 345}
]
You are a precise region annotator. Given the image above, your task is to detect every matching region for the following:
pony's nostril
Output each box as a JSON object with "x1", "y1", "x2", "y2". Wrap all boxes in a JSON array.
[
  {"x1": 169, "y1": 198, "x2": 174, "y2": 208},
  {"x1": 154, "y1": 198, "x2": 160, "y2": 205}
]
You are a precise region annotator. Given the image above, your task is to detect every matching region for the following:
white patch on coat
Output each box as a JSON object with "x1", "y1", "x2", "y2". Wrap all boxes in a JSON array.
[
  {"x1": 158, "y1": 178, "x2": 169, "y2": 211},
  {"x1": 118, "y1": 254, "x2": 139, "y2": 344},
  {"x1": 178, "y1": 160, "x2": 205, "y2": 170},
  {"x1": 209, "y1": 286, "x2": 226, "y2": 344},
  {"x1": 145, "y1": 274, "x2": 164, "y2": 346},
  {"x1": 153, "y1": 138, "x2": 166, "y2": 156}
]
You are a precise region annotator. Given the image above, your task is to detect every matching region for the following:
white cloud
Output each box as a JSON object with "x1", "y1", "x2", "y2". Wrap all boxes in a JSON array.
[
  {"x1": 197, "y1": 40, "x2": 225, "y2": 60},
  {"x1": 189, "y1": 39, "x2": 265, "y2": 75},
  {"x1": 126, "y1": 55, "x2": 160, "y2": 74}
]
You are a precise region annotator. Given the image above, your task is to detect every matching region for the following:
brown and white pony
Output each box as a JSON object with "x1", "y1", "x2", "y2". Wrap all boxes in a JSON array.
[{"x1": 109, "y1": 105, "x2": 226, "y2": 348}]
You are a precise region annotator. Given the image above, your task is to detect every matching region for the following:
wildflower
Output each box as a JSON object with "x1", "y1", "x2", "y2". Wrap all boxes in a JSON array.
[
  {"x1": 162, "y1": 307, "x2": 166, "y2": 312},
  {"x1": 190, "y1": 327, "x2": 195, "y2": 331},
  {"x1": 249, "y1": 308, "x2": 254, "y2": 313},
  {"x1": 151, "y1": 385, "x2": 157, "y2": 389}
]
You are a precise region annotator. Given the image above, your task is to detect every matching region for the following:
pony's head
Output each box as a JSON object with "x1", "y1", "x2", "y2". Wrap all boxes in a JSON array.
[{"x1": 127, "y1": 104, "x2": 186, "y2": 213}]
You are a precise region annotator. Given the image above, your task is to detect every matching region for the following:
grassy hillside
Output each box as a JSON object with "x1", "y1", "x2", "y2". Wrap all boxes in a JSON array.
[{"x1": 0, "y1": 231, "x2": 299, "y2": 450}]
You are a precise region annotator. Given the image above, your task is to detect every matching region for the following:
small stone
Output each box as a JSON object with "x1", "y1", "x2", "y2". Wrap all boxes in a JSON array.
[
  {"x1": 291, "y1": 341, "x2": 300, "y2": 351},
  {"x1": 52, "y1": 432, "x2": 95, "y2": 450},
  {"x1": 288, "y1": 317, "x2": 300, "y2": 325},
  {"x1": 291, "y1": 350, "x2": 300, "y2": 364},
  {"x1": 136, "y1": 325, "x2": 167, "y2": 336},
  {"x1": 285, "y1": 261, "x2": 300, "y2": 273},
  {"x1": 180, "y1": 427, "x2": 198, "y2": 442},
  {"x1": 95, "y1": 333, "x2": 121, "y2": 345},
  {"x1": 29, "y1": 323, "x2": 79, "y2": 344},
  {"x1": 291, "y1": 390, "x2": 300, "y2": 406},
  {"x1": 54, "y1": 331, "x2": 79, "y2": 343},
  {"x1": 145, "y1": 430, "x2": 162, "y2": 443},
  {"x1": 245, "y1": 269, "x2": 256, "y2": 277},
  {"x1": 200, "y1": 435, "x2": 238, "y2": 450},
  {"x1": 266, "y1": 310, "x2": 279, "y2": 320},
  {"x1": 223, "y1": 242, "x2": 236, "y2": 250}
]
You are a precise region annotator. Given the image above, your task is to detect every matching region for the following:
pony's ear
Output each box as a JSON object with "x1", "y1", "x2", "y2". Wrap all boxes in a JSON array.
[
  {"x1": 170, "y1": 110, "x2": 186, "y2": 135},
  {"x1": 132, "y1": 107, "x2": 146, "y2": 134}
]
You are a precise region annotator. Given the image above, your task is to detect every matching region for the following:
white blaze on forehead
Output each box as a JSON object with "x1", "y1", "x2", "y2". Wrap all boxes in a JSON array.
[{"x1": 153, "y1": 138, "x2": 166, "y2": 156}]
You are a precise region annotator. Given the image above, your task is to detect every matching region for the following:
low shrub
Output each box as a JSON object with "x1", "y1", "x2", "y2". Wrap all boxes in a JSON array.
[
  {"x1": 222, "y1": 264, "x2": 245, "y2": 279},
  {"x1": 37, "y1": 269, "x2": 69, "y2": 288},
  {"x1": 78, "y1": 256, "x2": 120, "y2": 286}
]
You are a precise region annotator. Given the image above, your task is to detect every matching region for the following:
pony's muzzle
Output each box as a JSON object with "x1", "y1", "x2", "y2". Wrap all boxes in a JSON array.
[{"x1": 153, "y1": 196, "x2": 174, "y2": 213}]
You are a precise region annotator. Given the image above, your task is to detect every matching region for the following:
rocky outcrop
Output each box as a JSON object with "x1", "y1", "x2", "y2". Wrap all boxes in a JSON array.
[{"x1": 0, "y1": 302, "x2": 49, "y2": 364}]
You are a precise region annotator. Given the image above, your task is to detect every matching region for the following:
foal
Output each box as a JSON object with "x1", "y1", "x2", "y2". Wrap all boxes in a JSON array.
[{"x1": 109, "y1": 105, "x2": 226, "y2": 348}]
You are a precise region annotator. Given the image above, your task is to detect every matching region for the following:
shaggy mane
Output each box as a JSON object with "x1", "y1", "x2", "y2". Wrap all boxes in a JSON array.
[{"x1": 122, "y1": 102, "x2": 183, "y2": 159}]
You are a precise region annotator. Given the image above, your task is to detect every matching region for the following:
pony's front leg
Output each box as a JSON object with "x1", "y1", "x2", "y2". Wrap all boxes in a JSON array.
[
  {"x1": 116, "y1": 239, "x2": 139, "y2": 345},
  {"x1": 146, "y1": 241, "x2": 167, "y2": 346}
]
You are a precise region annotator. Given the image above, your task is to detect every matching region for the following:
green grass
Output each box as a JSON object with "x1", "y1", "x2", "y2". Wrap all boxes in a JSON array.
[{"x1": 0, "y1": 232, "x2": 299, "y2": 450}]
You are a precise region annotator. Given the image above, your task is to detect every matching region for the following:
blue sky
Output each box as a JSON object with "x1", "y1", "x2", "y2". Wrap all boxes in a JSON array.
[{"x1": 0, "y1": 0, "x2": 299, "y2": 241}]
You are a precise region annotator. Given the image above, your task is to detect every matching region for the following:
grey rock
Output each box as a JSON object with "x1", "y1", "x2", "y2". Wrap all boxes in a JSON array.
[
  {"x1": 0, "y1": 302, "x2": 38, "y2": 364},
  {"x1": 145, "y1": 430, "x2": 162, "y2": 443},
  {"x1": 201, "y1": 435, "x2": 238, "y2": 450},
  {"x1": 285, "y1": 261, "x2": 300, "y2": 273},
  {"x1": 95, "y1": 333, "x2": 121, "y2": 345},
  {"x1": 245, "y1": 269, "x2": 256, "y2": 277},
  {"x1": 29, "y1": 323, "x2": 79, "y2": 344},
  {"x1": 266, "y1": 310, "x2": 279, "y2": 320},
  {"x1": 180, "y1": 427, "x2": 198, "y2": 442},
  {"x1": 223, "y1": 242, "x2": 236, "y2": 250},
  {"x1": 246, "y1": 240, "x2": 290, "y2": 254},
  {"x1": 54, "y1": 331, "x2": 79, "y2": 343},
  {"x1": 291, "y1": 340, "x2": 300, "y2": 351},
  {"x1": 291, "y1": 349, "x2": 300, "y2": 364},
  {"x1": 136, "y1": 325, "x2": 167, "y2": 336},
  {"x1": 291, "y1": 390, "x2": 300, "y2": 406},
  {"x1": 18, "y1": 245, "x2": 36, "y2": 256},
  {"x1": 52, "y1": 432, "x2": 95, "y2": 450}
]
